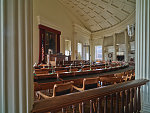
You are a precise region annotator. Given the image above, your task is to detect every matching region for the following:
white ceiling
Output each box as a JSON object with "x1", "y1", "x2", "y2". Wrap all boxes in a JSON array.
[{"x1": 58, "y1": 0, "x2": 135, "y2": 32}]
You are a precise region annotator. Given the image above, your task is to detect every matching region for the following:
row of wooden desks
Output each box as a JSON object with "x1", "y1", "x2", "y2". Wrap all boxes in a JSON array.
[
  {"x1": 34, "y1": 65, "x2": 129, "y2": 91},
  {"x1": 34, "y1": 64, "x2": 106, "y2": 73}
]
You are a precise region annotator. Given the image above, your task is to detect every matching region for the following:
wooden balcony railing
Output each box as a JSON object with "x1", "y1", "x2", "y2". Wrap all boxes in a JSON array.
[{"x1": 32, "y1": 79, "x2": 149, "y2": 113}]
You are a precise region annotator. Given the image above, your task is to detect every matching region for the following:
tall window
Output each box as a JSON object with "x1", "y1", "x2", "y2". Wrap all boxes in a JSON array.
[
  {"x1": 77, "y1": 43, "x2": 82, "y2": 59},
  {"x1": 95, "y1": 45, "x2": 102, "y2": 60},
  {"x1": 65, "y1": 40, "x2": 71, "y2": 56}
]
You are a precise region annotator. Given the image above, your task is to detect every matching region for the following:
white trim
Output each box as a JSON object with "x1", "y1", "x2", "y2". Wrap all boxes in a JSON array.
[{"x1": 37, "y1": 16, "x2": 61, "y2": 31}]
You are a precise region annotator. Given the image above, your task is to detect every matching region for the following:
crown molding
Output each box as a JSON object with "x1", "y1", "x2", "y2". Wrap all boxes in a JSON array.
[{"x1": 37, "y1": 16, "x2": 61, "y2": 32}]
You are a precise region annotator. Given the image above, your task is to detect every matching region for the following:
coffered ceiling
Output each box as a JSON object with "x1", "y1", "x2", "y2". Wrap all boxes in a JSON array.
[{"x1": 58, "y1": 0, "x2": 135, "y2": 32}]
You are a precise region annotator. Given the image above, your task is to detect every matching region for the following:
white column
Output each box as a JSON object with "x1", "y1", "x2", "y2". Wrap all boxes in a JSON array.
[
  {"x1": 89, "y1": 37, "x2": 92, "y2": 62},
  {"x1": 102, "y1": 37, "x2": 105, "y2": 61},
  {"x1": 113, "y1": 34, "x2": 117, "y2": 61},
  {"x1": 0, "y1": 0, "x2": 33, "y2": 113},
  {"x1": 124, "y1": 29, "x2": 129, "y2": 62},
  {"x1": 135, "y1": 0, "x2": 150, "y2": 112},
  {"x1": 73, "y1": 32, "x2": 77, "y2": 60}
]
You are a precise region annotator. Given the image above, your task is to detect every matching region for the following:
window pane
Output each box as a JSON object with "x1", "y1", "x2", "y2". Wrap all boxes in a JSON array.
[
  {"x1": 95, "y1": 45, "x2": 102, "y2": 60},
  {"x1": 77, "y1": 43, "x2": 82, "y2": 59}
]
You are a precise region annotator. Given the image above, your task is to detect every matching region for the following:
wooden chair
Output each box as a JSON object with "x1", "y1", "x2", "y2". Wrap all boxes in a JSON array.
[
  {"x1": 99, "y1": 77, "x2": 123, "y2": 86},
  {"x1": 36, "y1": 81, "x2": 74, "y2": 99},
  {"x1": 125, "y1": 70, "x2": 134, "y2": 80},
  {"x1": 73, "y1": 77, "x2": 100, "y2": 91},
  {"x1": 114, "y1": 72, "x2": 128, "y2": 81}
]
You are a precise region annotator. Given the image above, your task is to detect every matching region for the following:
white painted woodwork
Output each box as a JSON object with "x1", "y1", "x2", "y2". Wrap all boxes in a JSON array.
[
  {"x1": 135, "y1": 0, "x2": 150, "y2": 112},
  {"x1": 124, "y1": 30, "x2": 129, "y2": 62},
  {"x1": 0, "y1": 0, "x2": 33, "y2": 113}
]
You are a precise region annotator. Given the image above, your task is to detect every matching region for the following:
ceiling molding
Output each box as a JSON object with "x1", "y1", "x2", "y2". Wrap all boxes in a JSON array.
[
  {"x1": 37, "y1": 16, "x2": 61, "y2": 31},
  {"x1": 91, "y1": 10, "x2": 135, "y2": 38},
  {"x1": 58, "y1": 0, "x2": 135, "y2": 32}
]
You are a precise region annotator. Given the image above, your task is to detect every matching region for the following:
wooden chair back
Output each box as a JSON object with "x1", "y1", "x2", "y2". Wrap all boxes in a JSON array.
[
  {"x1": 125, "y1": 70, "x2": 134, "y2": 80},
  {"x1": 36, "y1": 81, "x2": 74, "y2": 100},
  {"x1": 83, "y1": 77, "x2": 99, "y2": 90},
  {"x1": 53, "y1": 81, "x2": 74, "y2": 97},
  {"x1": 114, "y1": 72, "x2": 124, "y2": 78},
  {"x1": 99, "y1": 77, "x2": 123, "y2": 86}
]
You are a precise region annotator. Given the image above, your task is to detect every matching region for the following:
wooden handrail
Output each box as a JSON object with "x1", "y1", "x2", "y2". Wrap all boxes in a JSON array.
[{"x1": 32, "y1": 79, "x2": 148, "y2": 113}]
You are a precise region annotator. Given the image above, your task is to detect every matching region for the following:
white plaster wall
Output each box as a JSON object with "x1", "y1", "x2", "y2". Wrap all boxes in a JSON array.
[{"x1": 33, "y1": 0, "x2": 89, "y2": 63}]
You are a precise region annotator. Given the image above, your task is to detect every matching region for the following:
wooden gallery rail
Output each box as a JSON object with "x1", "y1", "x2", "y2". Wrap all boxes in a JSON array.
[{"x1": 32, "y1": 79, "x2": 149, "y2": 113}]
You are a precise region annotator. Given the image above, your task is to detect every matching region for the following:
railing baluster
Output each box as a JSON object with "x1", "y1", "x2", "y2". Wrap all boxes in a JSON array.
[
  {"x1": 129, "y1": 88, "x2": 133, "y2": 113},
  {"x1": 90, "y1": 100, "x2": 93, "y2": 113},
  {"x1": 134, "y1": 87, "x2": 137, "y2": 112},
  {"x1": 121, "y1": 91, "x2": 125, "y2": 113},
  {"x1": 115, "y1": 92, "x2": 119, "y2": 113},
  {"x1": 104, "y1": 96, "x2": 108, "y2": 113},
  {"x1": 110, "y1": 94, "x2": 113, "y2": 113},
  {"x1": 137, "y1": 86, "x2": 141, "y2": 113},
  {"x1": 72, "y1": 105, "x2": 76, "y2": 113},
  {"x1": 62, "y1": 108, "x2": 66, "y2": 113},
  {"x1": 82, "y1": 102, "x2": 84, "y2": 113},
  {"x1": 125, "y1": 90, "x2": 129, "y2": 113},
  {"x1": 97, "y1": 98, "x2": 100, "y2": 113}
]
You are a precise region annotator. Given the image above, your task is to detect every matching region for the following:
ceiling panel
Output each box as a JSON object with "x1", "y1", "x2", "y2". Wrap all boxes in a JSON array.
[{"x1": 58, "y1": 0, "x2": 135, "y2": 32}]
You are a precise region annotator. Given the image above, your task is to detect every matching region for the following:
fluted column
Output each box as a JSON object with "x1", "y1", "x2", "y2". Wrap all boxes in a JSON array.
[
  {"x1": 73, "y1": 32, "x2": 77, "y2": 60},
  {"x1": 102, "y1": 37, "x2": 105, "y2": 61},
  {"x1": 0, "y1": 0, "x2": 33, "y2": 113},
  {"x1": 135, "y1": 0, "x2": 150, "y2": 80},
  {"x1": 124, "y1": 29, "x2": 129, "y2": 62},
  {"x1": 113, "y1": 34, "x2": 117, "y2": 61},
  {"x1": 135, "y1": 0, "x2": 150, "y2": 112}
]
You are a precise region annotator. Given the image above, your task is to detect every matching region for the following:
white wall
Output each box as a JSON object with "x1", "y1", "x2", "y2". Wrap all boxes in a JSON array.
[{"x1": 33, "y1": 0, "x2": 90, "y2": 63}]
